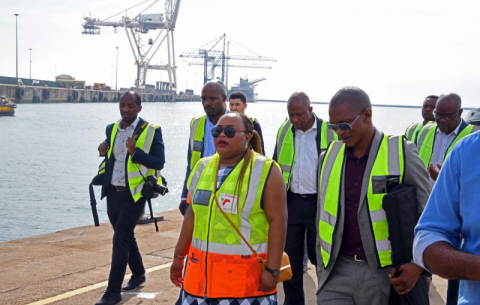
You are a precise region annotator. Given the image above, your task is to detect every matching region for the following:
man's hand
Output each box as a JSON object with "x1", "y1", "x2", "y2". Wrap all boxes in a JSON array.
[
  {"x1": 170, "y1": 257, "x2": 184, "y2": 288},
  {"x1": 389, "y1": 263, "x2": 424, "y2": 295},
  {"x1": 428, "y1": 162, "x2": 442, "y2": 181},
  {"x1": 126, "y1": 136, "x2": 136, "y2": 155},
  {"x1": 98, "y1": 142, "x2": 109, "y2": 156},
  {"x1": 179, "y1": 200, "x2": 188, "y2": 216},
  {"x1": 258, "y1": 270, "x2": 277, "y2": 292}
]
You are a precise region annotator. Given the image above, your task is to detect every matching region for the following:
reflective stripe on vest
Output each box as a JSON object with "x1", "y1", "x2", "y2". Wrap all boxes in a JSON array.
[
  {"x1": 184, "y1": 152, "x2": 274, "y2": 298},
  {"x1": 276, "y1": 118, "x2": 337, "y2": 188},
  {"x1": 405, "y1": 122, "x2": 420, "y2": 141},
  {"x1": 189, "y1": 115, "x2": 206, "y2": 169},
  {"x1": 417, "y1": 123, "x2": 479, "y2": 168},
  {"x1": 318, "y1": 135, "x2": 405, "y2": 268},
  {"x1": 107, "y1": 121, "x2": 160, "y2": 202}
]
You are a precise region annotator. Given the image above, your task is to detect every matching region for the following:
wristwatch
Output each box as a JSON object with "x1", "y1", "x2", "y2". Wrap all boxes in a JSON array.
[{"x1": 265, "y1": 266, "x2": 280, "y2": 278}]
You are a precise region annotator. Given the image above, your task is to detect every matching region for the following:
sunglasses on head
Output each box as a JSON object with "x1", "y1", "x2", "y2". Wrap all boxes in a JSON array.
[
  {"x1": 211, "y1": 125, "x2": 246, "y2": 138},
  {"x1": 327, "y1": 108, "x2": 368, "y2": 132}
]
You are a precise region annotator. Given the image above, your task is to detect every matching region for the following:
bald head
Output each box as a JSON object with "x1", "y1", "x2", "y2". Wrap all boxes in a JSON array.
[
  {"x1": 287, "y1": 92, "x2": 311, "y2": 108},
  {"x1": 437, "y1": 93, "x2": 461, "y2": 109},
  {"x1": 203, "y1": 81, "x2": 226, "y2": 96},
  {"x1": 329, "y1": 86, "x2": 371, "y2": 113}
]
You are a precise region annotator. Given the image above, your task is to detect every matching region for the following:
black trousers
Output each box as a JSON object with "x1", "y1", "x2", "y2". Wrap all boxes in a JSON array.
[
  {"x1": 283, "y1": 191, "x2": 318, "y2": 305},
  {"x1": 106, "y1": 185, "x2": 147, "y2": 294},
  {"x1": 446, "y1": 280, "x2": 459, "y2": 305}
]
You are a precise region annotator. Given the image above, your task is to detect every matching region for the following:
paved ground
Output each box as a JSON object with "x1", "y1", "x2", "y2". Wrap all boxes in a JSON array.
[{"x1": 0, "y1": 210, "x2": 447, "y2": 305}]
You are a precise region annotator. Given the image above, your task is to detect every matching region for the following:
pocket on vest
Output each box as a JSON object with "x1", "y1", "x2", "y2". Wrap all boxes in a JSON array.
[{"x1": 211, "y1": 263, "x2": 247, "y2": 298}]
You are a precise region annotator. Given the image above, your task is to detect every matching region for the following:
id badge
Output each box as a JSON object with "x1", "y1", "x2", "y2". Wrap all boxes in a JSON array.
[
  {"x1": 372, "y1": 175, "x2": 400, "y2": 194},
  {"x1": 193, "y1": 190, "x2": 212, "y2": 206}
]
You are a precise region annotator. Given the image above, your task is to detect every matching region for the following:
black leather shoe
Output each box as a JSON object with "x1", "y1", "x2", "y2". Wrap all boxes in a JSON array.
[
  {"x1": 121, "y1": 274, "x2": 146, "y2": 291},
  {"x1": 94, "y1": 292, "x2": 122, "y2": 305}
]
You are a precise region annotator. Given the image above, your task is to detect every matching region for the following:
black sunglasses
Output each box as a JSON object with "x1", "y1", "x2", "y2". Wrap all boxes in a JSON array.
[
  {"x1": 327, "y1": 108, "x2": 368, "y2": 132},
  {"x1": 211, "y1": 126, "x2": 246, "y2": 138}
]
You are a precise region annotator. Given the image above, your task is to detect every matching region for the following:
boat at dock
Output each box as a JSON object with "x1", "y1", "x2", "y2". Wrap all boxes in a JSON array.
[{"x1": 0, "y1": 96, "x2": 16, "y2": 116}]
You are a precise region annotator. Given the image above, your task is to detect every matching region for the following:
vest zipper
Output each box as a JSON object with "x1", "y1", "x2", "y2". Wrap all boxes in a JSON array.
[{"x1": 203, "y1": 194, "x2": 215, "y2": 298}]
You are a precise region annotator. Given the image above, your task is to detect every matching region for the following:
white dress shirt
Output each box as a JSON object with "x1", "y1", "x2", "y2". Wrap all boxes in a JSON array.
[
  {"x1": 111, "y1": 118, "x2": 139, "y2": 187},
  {"x1": 289, "y1": 119, "x2": 318, "y2": 194},
  {"x1": 429, "y1": 121, "x2": 462, "y2": 187}
]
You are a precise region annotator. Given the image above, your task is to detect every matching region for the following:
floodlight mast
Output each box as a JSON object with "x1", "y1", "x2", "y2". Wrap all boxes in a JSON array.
[{"x1": 82, "y1": 0, "x2": 181, "y2": 98}]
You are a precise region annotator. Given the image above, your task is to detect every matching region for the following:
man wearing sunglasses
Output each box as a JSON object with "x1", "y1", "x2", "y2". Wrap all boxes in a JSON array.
[
  {"x1": 416, "y1": 93, "x2": 480, "y2": 186},
  {"x1": 273, "y1": 92, "x2": 337, "y2": 305},
  {"x1": 178, "y1": 81, "x2": 228, "y2": 215},
  {"x1": 405, "y1": 95, "x2": 437, "y2": 143},
  {"x1": 316, "y1": 87, "x2": 431, "y2": 305}
]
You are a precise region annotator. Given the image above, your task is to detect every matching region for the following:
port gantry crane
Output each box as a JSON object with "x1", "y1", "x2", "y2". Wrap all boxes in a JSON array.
[
  {"x1": 179, "y1": 33, "x2": 276, "y2": 89},
  {"x1": 82, "y1": 0, "x2": 181, "y2": 97}
]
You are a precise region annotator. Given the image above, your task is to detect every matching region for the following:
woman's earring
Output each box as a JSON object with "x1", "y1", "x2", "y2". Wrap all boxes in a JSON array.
[{"x1": 245, "y1": 142, "x2": 249, "y2": 149}]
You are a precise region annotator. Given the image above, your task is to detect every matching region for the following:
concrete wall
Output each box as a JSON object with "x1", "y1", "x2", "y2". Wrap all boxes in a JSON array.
[{"x1": 0, "y1": 84, "x2": 200, "y2": 103}]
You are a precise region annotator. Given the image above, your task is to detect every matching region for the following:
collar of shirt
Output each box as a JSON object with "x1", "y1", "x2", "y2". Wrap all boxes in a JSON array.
[
  {"x1": 436, "y1": 120, "x2": 462, "y2": 137},
  {"x1": 345, "y1": 129, "x2": 375, "y2": 161},
  {"x1": 118, "y1": 117, "x2": 140, "y2": 131},
  {"x1": 295, "y1": 117, "x2": 317, "y2": 135}
]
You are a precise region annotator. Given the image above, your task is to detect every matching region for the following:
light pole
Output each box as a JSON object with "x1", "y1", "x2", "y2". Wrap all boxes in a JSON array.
[
  {"x1": 115, "y1": 47, "x2": 119, "y2": 91},
  {"x1": 111, "y1": 65, "x2": 113, "y2": 89},
  {"x1": 186, "y1": 69, "x2": 189, "y2": 91},
  {"x1": 14, "y1": 14, "x2": 19, "y2": 80},
  {"x1": 195, "y1": 72, "x2": 197, "y2": 95},
  {"x1": 29, "y1": 48, "x2": 32, "y2": 79}
]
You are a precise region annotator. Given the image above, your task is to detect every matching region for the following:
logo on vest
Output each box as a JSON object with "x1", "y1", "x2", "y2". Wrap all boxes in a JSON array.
[{"x1": 218, "y1": 193, "x2": 238, "y2": 214}]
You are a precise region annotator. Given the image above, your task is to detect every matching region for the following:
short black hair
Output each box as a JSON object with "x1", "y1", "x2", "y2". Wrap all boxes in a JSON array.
[
  {"x1": 122, "y1": 91, "x2": 142, "y2": 106},
  {"x1": 425, "y1": 95, "x2": 439, "y2": 100},
  {"x1": 438, "y1": 93, "x2": 462, "y2": 109},
  {"x1": 287, "y1": 91, "x2": 311, "y2": 108},
  {"x1": 330, "y1": 86, "x2": 371, "y2": 112},
  {"x1": 229, "y1": 91, "x2": 247, "y2": 104}
]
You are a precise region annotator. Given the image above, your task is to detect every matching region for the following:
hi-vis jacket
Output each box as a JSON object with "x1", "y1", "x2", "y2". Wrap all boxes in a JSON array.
[
  {"x1": 99, "y1": 118, "x2": 165, "y2": 202},
  {"x1": 273, "y1": 114, "x2": 337, "y2": 189},
  {"x1": 183, "y1": 152, "x2": 276, "y2": 299},
  {"x1": 416, "y1": 120, "x2": 480, "y2": 168},
  {"x1": 315, "y1": 130, "x2": 431, "y2": 295},
  {"x1": 405, "y1": 121, "x2": 433, "y2": 143},
  {"x1": 319, "y1": 134, "x2": 404, "y2": 269}
]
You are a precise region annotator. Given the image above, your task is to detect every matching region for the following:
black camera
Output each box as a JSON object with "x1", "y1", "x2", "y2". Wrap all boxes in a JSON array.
[{"x1": 142, "y1": 175, "x2": 168, "y2": 198}]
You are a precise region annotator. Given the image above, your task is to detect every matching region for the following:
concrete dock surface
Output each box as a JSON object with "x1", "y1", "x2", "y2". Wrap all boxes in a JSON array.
[{"x1": 0, "y1": 210, "x2": 447, "y2": 305}]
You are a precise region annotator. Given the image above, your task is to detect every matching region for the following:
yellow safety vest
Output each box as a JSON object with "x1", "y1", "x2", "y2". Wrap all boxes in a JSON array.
[
  {"x1": 184, "y1": 152, "x2": 275, "y2": 298},
  {"x1": 189, "y1": 115, "x2": 207, "y2": 170},
  {"x1": 318, "y1": 135, "x2": 405, "y2": 268},
  {"x1": 107, "y1": 121, "x2": 161, "y2": 202},
  {"x1": 405, "y1": 121, "x2": 433, "y2": 142},
  {"x1": 416, "y1": 123, "x2": 480, "y2": 168},
  {"x1": 275, "y1": 117, "x2": 337, "y2": 188}
]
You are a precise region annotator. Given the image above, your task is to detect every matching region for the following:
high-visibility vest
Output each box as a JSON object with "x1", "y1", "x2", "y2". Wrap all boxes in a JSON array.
[
  {"x1": 184, "y1": 152, "x2": 276, "y2": 299},
  {"x1": 107, "y1": 121, "x2": 161, "y2": 202},
  {"x1": 405, "y1": 121, "x2": 433, "y2": 142},
  {"x1": 275, "y1": 117, "x2": 337, "y2": 188},
  {"x1": 189, "y1": 115, "x2": 207, "y2": 170},
  {"x1": 318, "y1": 135, "x2": 405, "y2": 269},
  {"x1": 416, "y1": 123, "x2": 480, "y2": 168}
]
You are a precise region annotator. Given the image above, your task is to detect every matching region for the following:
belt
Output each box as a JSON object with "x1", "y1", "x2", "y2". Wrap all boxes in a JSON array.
[
  {"x1": 112, "y1": 185, "x2": 127, "y2": 192},
  {"x1": 341, "y1": 254, "x2": 367, "y2": 262},
  {"x1": 292, "y1": 192, "x2": 317, "y2": 198}
]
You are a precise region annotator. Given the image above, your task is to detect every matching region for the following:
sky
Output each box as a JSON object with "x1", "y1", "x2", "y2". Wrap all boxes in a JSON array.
[{"x1": 1, "y1": 0, "x2": 480, "y2": 107}]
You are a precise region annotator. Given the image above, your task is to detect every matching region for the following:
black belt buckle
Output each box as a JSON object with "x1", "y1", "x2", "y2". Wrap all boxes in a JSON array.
[{"x1": 115, "y1": 185, "x2": 126, "y2": 192}]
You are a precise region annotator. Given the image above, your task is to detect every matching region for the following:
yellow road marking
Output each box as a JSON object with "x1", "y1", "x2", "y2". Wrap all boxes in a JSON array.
[{"x1": 26, "y1": 262, "x2": 172, "y2": 305}]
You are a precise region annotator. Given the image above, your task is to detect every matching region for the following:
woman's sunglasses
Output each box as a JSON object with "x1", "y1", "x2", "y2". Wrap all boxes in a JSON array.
[
  {"x1": 211, "y1": 126, "x2": 246, "y2": 138},
  {"x1": 327, "y1": 108, "x2": 368, "y2": 132}
]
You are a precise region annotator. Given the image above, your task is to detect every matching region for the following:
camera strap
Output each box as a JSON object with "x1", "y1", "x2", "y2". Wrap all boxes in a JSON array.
[
  {"x1": 132, "y1": 121, "x2": 149, "y2": 141},
  {"x1": 147, "y1": 197, "x2": 159, "y2": 232}
]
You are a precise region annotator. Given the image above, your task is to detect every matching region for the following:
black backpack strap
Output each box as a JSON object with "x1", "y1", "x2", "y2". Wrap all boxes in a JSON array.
[
  {"x1": 132, "y1": 121, "x2": 149, "y2": 141},
  {"x1": 89, "y1": 182, "x2": 100, "y2": 227}
]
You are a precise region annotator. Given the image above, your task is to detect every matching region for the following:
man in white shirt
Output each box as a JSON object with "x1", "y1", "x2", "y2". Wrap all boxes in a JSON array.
[{"x1": 273, "y1": 92, "x2": 336, "y2": 305}]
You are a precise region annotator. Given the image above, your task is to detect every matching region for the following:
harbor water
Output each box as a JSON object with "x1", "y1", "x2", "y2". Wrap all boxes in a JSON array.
[{"x1": 0, "y1": 102, "x2": 420, "y2": 242}]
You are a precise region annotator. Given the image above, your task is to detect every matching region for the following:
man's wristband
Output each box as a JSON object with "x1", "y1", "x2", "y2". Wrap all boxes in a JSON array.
[{"x1": 174, "y1": 254, "x2": 185, "y2": 259}]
